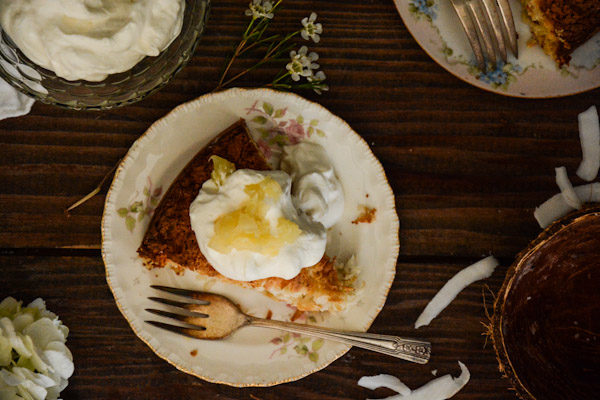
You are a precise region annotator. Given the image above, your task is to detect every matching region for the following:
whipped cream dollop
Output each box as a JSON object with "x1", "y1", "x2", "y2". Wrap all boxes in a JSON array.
[
  {"x1": 280, "y1": 142, "x2": 345, "y2": 229},
  {"x1": 190, "y1": 169, "x2": 326, "y2": 282},
  {"x1": 0, "y1": 0, "x2": 185, "y2": 81}
]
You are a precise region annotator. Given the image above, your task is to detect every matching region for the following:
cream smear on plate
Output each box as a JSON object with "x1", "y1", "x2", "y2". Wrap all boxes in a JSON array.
[{"x1": 0, "y1": 0, "x2": 185, "y2": 81}]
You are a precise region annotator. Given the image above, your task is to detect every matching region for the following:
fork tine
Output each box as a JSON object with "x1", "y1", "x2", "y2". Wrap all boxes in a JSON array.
[
  {"x1": 466, "y1": 0, "x2": 497, "y2": 67},
  {"x1": 146, "y1": 308, "x2": 209, "y2": 320},
  {"x1": 496, "y1": 0, "x2": 518, "y2": 57},
  {"x1": 145, "y1": 320, "x2": 206, "y2": 339},
  {"x1": 148, "y1": 296, "x2": 193, "y2": 309},
  {"x1": 481, "y1": 0, "x2": 508, "y2": 61},
  {"x1": 150, "y1": 285, "x2": 210, "y2": 304},
  {"x1": 450, "y1": 0, "x2": 486, "y2": 71}
]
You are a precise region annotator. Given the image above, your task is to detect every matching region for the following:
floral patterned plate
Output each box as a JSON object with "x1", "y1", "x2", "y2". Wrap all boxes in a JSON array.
[
  {"x1": 394, "y1": 0, "x2": 600, "y2": 98},
  {"x1": 101, "y1": 88, "x2": 399, "y2": 386}
]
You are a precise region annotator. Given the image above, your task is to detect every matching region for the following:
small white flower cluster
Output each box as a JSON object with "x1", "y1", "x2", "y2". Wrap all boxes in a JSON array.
[
  {"x1": 301, "y1": 12, "x2": 322, "y2": 43},
  {"x1": 0, "y1": 297, "x2": 74, "y2": 400},
  {"x1": 286, "y1": 46, "x2": 319, "y2": 82},
  {"x1": 245, "y1": 0, "x2": 274, "y2": 20},
  {"x1": 286, "y1": 44, "x2": 328, "y2": 94},
  {"x1": 237, "y1": 4, "x2": 328, "y2": 94}
]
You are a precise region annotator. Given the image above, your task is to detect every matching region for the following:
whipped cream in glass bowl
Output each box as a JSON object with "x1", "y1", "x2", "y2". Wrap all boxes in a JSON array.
[{"x1": 0, "y1": 0, "x2": 209, "y2": 110}]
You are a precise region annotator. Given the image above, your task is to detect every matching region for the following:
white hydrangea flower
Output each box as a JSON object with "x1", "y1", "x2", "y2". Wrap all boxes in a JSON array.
[
  {"x1": 301, "y1": 12, "x2": 323, "y2": 43},
  {"x1": 245, "y1": 0, "x2": 274, "y2": 19},
  {"x1": 0, "y1": 297, "x2": 73, "y2": 400}
]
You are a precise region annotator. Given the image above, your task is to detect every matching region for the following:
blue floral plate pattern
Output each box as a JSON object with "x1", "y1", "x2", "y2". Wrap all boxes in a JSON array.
[{"x1": 394, "y1": 0, "x2": 600, "y2": 98}]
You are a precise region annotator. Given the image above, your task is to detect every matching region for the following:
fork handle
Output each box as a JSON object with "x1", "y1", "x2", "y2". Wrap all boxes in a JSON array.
[{"x1": 248, "y1": 317, "x2": 431, "y2": 364}]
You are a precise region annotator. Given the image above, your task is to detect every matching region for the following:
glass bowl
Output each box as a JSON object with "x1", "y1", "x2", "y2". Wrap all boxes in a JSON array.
[{"x1": 0, "y1": 0, "x2": 210, "y2": 111}]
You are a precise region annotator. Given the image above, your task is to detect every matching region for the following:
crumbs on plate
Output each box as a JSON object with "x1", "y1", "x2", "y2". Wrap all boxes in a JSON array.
[{"x1": 352, "y1": 205, "x2": 377, "y2": 224}]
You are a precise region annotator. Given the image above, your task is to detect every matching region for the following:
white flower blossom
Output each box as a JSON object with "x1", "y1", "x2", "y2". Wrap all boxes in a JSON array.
[
  {"x1": 286, "y1": 46, "x2": 314, "y2": 81},
  {"x1": 301, "y1": 12, "x2": 323, "y2": 43},
  {"x1": 245, "y1": 0, "x2": 274, "y2": 19},
  {"x1": 0, "y1": 297, "x2": 73, "y2": 400},
  {"x1": 307, "y1": 71, "x2": 329, "y2": 94}
]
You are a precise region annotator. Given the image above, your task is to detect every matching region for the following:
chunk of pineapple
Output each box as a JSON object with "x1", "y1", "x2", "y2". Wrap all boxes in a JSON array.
[
  {"x1": 209, "y1": 177, "x2": 302, "y2": 256},
  {"x1": 210, "y1": 155, "x2": 236, "y2": 187}
]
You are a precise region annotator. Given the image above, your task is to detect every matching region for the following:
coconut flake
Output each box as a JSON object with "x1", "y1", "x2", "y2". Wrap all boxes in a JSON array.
[
  {"x1": 414, "y1": 256, "x2": 499, "y2": 329},
  {"x1": 405, "y1": 362, "x2": 470, "y2": 400},
  {"x1": 534, "y1": 192, "x2": 574, "y2": 228},
  {"x1": 358, "y1": 374, "x2": 411, "y2": 396},
  {"x1": 576, "y1": 105, "x2": 600, "y2": 182},
  {"x1": 358, "y1": 362, "x2": 470, "y2": 400},
  {"x1": 555, "y1": 167, "x2": 582, "y2": 209},
  {"x1": 534, "y1": 183, "x2": 600, "y2": 228}
]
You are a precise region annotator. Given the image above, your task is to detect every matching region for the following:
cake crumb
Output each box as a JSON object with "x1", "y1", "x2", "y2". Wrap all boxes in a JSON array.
[
  {"x1": 352, "y1": 205, "x2": 377, "y2": 224},
  {"x1": 170, "y1": 265, "x2": 185, "y2": 276},
  {"x1": 190, "y1": 349, "x2": 198, "y2": 357},
  {"x1": 266, "y1": 310, "x2": 273, "y2": 320},
  {"x1": 291, "y1": 309, "x2": 304, "y2": 322}
]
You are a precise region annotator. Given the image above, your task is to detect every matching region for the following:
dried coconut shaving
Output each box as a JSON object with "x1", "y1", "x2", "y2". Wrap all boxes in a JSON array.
[
  {"x1": 534, "y1": 183, "x2": 600, "y2": 228},
  {"x1": 358, "y1": 362, "x2": 470, "y2": 400},
  {"x1": 555, "y1": 166, "x2": 582, "y2": 209},
  {"x1": 576, "y1": 105, "x2": 600, "y2": 182},
  {"x1": 414, "y1": 256, "x2": 499, "y2": 329}
]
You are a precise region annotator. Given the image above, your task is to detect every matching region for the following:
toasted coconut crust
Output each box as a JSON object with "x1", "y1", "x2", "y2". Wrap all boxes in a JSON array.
[
  {"x1": 138, "y1": 119, "x2": 354, "y2": 312},
  {"x1": 491, "y1": 206, "x2": 600, "y2": 400}
]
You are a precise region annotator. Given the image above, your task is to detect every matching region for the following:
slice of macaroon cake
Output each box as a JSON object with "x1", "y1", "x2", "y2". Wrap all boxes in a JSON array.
[{"x1": 137, "y1": 119, "x2": 355, "y2": 312}]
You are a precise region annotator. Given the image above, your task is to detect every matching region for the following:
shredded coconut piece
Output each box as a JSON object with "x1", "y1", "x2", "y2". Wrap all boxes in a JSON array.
[
  {"x1": 358, "y1": 362, "x2": 470, "y2": 400},
  {"x1": 555, "y1": 167, "x2": 582, "y2": 209},
  {"x1": 534, "y1": 183, "x2": 600, "y2": 228},
  {"x1": 358, "y1": 374, "x2": 411, "y2": 396},
  {"x1": 576, "y1": 105, "x2": 600, "y2": 182},
  {"x1": 414, "y1": 256, "x2": 498, "y2": 329}
]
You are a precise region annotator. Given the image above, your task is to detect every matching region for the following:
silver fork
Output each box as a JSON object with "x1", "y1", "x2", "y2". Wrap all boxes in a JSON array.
[
  {"x1": 450, "y1": 0, "x2": 518, "y2": 71},
  {"x1": 145, "y1": 285, "x2": 432, "y2": 364}
]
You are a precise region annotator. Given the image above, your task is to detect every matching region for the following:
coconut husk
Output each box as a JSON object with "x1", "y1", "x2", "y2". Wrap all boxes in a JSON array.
[{"x1": 491, "y1": 206, "x2": 600, "y2": 400}]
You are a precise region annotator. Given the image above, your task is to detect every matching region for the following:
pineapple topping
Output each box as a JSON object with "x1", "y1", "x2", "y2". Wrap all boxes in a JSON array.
[{"x1": 209, "y1": 175, "x2": 302, "y2": 256}]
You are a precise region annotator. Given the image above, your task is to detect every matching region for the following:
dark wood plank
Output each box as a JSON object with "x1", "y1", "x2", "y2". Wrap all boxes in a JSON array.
[
  {"x1": 0, "y1": 1, "x2": 596, "y2": 256},
  {"x1": 0, "y1": 0, "x2": 597, "y2": 257},
  {"x1": 0, "y1": 254, "x2": 514, "y2": 399}
]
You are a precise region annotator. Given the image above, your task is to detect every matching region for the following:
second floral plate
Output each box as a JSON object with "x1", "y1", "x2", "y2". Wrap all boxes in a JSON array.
[
  {"x1": 394, "y1": 0, "x2": 600, "y2": 98},
  {"x1": 101, "y1": 88, "x2": 399, "y2": 386}
]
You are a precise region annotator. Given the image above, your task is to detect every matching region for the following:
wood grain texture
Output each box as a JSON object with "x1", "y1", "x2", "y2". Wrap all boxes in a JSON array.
[
  {"x1": 1, "y1": 0, "x2": 598, "y2": 256},
  {"x1": 0, "y1": 255, "x2": 513, "y2": 399},
  {"x1": 0, "y1": 0, "x2": 598, "y2": 398}
]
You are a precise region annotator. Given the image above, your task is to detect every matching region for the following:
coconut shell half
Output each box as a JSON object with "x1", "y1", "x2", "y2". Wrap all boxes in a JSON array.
[{"x1": 492, "y1": 207, "x2": 600, "y2": 400}]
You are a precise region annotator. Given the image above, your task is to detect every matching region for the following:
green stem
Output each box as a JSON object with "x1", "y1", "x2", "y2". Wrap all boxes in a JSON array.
[
  {"x1": 271, "y1": 71, "x2": 291, "y2": 85},
  {"x1": 239, "y1": 34, "x2": 281, "y2": 56}
]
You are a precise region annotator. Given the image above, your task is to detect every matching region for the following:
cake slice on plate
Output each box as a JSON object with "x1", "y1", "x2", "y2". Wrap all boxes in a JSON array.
[
  {"x1": 521, "y1": 0, "x2": 600, "y2": 66},
  {"x1": 138, "y1": 120, "x2": 354, "y2": 312}
]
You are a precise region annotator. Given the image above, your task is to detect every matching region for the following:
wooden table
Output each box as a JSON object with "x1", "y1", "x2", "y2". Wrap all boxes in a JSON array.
[{"x1": 1, "y1": 1, "x2": 597, "y2": 398}]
